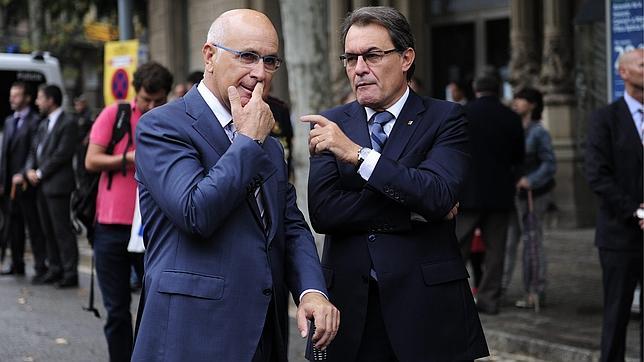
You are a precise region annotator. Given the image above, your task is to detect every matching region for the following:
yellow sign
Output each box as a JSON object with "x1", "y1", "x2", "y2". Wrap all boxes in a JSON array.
[
  {"x1": 84, "y1": 22, "x2": 118, "y2": 42},
  {"x1": 103, "y1": 40, "x2": 139, "y2": 105}
]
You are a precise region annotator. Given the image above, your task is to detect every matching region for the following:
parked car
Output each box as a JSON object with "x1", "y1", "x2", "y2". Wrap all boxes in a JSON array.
[{"x1": 0, "y1": 51, "x2": 65, "y2": 129}]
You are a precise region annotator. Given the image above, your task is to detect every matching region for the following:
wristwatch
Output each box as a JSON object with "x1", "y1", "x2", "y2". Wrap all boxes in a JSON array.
[{"x1": 356, "y1": 147, "x2": 370, "y2": 169}]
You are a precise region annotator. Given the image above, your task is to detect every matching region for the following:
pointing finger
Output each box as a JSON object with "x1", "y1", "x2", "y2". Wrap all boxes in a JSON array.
[{"x1": 301, "y1": 115, "x2": 331, "y2": 127}]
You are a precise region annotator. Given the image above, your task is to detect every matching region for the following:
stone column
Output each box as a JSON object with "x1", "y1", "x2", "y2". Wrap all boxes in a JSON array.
[
  {"x1": 329, "y1": 0, "x2": 349, "y2": 103},
  {"x1": 352, "y1": 0, "x2": 370, "y2": 9},
  {"x1": 539, "y1": 0, "x2": 580, "y2": 227},
  {"x1": 508, "y1": 0, "x2": 539, "y2": 90},
  {"x1": 393, "y1": 0, "x2": 410, "y2": 19}
]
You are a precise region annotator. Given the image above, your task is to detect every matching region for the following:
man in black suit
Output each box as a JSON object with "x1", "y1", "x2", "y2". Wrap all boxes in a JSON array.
[
  {"x1": 305, "y1": 6, "x2": 488, "y2": 361},
  {"x1": 585, "y1": 48, "x2": 643, "y2": 362},
  {"x1": 456, "y1": 73, "x2": 525, "y2": 315},
  {"x1": 0, "y1": 81, "x2": 46, "y2": 278},
  {"x1": 25, "y1": 84, "x2": 79, "y2": 288}
]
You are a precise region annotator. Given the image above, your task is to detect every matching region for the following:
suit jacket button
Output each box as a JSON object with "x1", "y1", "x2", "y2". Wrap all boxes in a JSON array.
[
  {"x1": 263, "y1": 288, "x2": 272, "y2": 296},
  {"x1": 368, "y1": 234, "x2": 376, "y2": 242}
]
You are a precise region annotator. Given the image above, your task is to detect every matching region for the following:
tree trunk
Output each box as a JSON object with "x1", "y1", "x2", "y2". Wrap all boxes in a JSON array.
[
  {"x1": 279, "y1": 0, "x2": 332, "y2": 253},
  {"x1": 28, "y1": 0, "x2": 43, "y2": 50}
]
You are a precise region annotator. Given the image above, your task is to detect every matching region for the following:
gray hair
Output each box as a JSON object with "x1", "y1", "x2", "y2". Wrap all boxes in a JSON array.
[{"x1": 341, "y1": 6, "x2": 415, "y2": 80}]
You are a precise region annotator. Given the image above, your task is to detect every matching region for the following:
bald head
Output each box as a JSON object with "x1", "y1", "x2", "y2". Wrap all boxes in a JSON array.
[
  {"x1": 618, "y1": 48, "x2": 644, "y2": 101},
  {"x1": 201, "y1": 9, "x2": 279, "y2": 109},
  {"x1": 207, "y1": 9, "x2": 278, "y2": 46}
]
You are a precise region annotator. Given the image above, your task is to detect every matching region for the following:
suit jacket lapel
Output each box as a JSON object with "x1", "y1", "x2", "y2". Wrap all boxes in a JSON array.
[
  {"x1": 341, "y1": 102, "x2": 371, "y2": 147},
  {"x1": 187, "y1": 88, "x2": 231, "y2": 157},
  {"x1": 42, "y1": 111, "x2": 66, "y2": 157},
  {"x1": 382, "y1": 91, "x2": 425, "y2": 160},
  {"x1": 617, "y1": 98, "x2": 643, "y2": 163}
]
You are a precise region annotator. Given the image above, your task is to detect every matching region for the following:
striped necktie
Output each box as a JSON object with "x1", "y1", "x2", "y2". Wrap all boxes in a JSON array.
[
  {"x1": 370, "y1": 111, "x2": 394, "y2": 152},
  {"x1": 225, "y1": 121, "x2": 269, "y2": 232},
  {"x1": 638, "y1": 109, "x2": 643, "y2": 144}
]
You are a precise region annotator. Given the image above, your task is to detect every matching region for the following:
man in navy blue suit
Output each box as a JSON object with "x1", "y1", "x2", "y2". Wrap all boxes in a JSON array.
[
  {"x1": 585, "y1": 48, "x2": 643, "y2": 362},
  {"x1": 304, "y1": 6, "x2": 488, "y2": 361},
  {"x1": 133, "y1": 9, "x2": 338, "y2": 362}
]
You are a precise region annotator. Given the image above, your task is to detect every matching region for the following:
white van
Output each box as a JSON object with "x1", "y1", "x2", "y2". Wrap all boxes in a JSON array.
[{"x1": 0, "y1": 51, "x2": 65, "y2": 128}]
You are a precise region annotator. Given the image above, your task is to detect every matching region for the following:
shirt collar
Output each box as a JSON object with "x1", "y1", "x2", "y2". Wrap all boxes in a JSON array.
[
  {"x1": 48, "y1": 107, "x2": 63, "y2": 124},
  {"x1": 623, "y1": 90, "x2": 643, "y2": 116},
  {"x1": 364, "y1": 86, "x2": 410, "y2": 123},
  {"x1": 13, "y1": 107, "x2": 30, "y2": 119},
  {"x1": 197, "y1": 81, "x2": 232, "y2": 128}
]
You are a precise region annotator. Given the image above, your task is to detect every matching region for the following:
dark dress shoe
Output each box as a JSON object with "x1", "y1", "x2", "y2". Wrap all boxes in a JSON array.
[
  {"x1": 55, "y1": 276, "x2": 79, "y2": 289},
  {"x1": 476, "y1": 302, "x2": 499, "y2": 315},
  {"x1": 31, "y1": 273, "x2": 48, "y2": 285},
  {"x1": 32, "y1": 272, "x2": 62, "y2": 285},
  {"x1": 0, "y1": 266, "x2": 25, "y2": 276}
]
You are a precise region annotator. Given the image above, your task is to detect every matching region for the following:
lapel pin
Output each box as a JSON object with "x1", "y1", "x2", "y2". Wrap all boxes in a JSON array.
[{"x1": 407, "y1": 120, "x2": 414, "y2": 126}]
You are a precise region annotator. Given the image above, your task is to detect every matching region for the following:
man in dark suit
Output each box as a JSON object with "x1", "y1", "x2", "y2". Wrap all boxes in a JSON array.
[
  {"x1": 0, "y1": 81, "x2": 46, "y2": 278},
  {"x1": 25, "y1": 84, "x2": 79, "y2": 288},
  {"x1": 132, "y1": 9, "x2": 338, "y2": 362},
  {"x1": 304, "y1": 6, "x2": 488, "y2": 361},
  {"x1": 585, "y1": 48, "x2": 643, "y2": 362},
  {"x1": 456, "y1": 73, "x2": 525, "y2": 315}
]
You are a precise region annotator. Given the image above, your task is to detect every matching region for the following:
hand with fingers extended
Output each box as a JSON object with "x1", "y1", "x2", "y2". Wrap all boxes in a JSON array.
[
  {"x1": 227, "y1": 82, "x2": 275, "y2": 143},
  {"x1": 301, "y1": 115, "x2": 360, "y2": 164},
  {"x1": 297, "y1": 292, "x2": 340, "y2": 350}
]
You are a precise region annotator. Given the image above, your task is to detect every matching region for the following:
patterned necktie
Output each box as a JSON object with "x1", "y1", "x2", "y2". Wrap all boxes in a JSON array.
[
  {"x1": 370, "y1": 111, "x2": 394, "y2": 152},
  {"x1": 638, "y1": 109, "x2": 643, "y2": 144},
  {"x1": 225, "y1": 121, "x2": 269, "y2": 232}
]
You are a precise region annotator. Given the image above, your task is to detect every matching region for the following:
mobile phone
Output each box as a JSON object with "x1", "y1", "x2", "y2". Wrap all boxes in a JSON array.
[{"x1": 305, "y1": 319, "x2": 327, "y2": 361}]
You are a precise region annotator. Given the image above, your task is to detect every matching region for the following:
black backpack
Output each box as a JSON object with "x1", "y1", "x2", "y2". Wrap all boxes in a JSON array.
[{"x1": 71, "y1": 103, "x2": 132, "y2": 243}]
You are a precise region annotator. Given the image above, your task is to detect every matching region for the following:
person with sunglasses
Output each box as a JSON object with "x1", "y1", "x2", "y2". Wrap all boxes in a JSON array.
[
  {"x1": 304, "y1": 6, "x2": 488, "y2": 361},
  {"x1": 132, "y1": 9, "x2": 338, "y2": 362}
]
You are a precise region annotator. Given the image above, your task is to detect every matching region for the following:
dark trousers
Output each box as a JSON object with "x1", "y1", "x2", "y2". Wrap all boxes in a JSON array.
[
  {"x1": 456, "y1": 211, "x2": 509, "y2": 312},
  {"x1": 598, "y1": 248, "x2": 643, "y2": 362},
  {"x1": 7, "y1": 193, "x2": 46, "y2": 274},
  {"x1": 94, "y1": 223, "x2": 144, "y2": 362},
  {"x1": 36, "y1": 191, "x2": 77, "y2": 279},
  {"x1": 356, "y1": 278, "x2": 398, "y2": 362}
]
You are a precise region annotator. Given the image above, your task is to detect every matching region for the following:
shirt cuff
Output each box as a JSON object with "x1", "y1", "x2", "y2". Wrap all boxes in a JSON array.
[
  {"x1": 299, "y1": 289, "x2": 329, "y2": 302},
  {"x1": 35, "y1": 169, "x2": 42, "y2": 179},
  {"x1": 357, "y1": 149, "x2": 381, "y2": 181}
]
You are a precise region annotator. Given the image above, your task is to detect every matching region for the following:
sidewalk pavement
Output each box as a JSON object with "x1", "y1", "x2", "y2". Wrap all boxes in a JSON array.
[
  {"x1": 63, "y1": 228, "x2": 644, "y2": 361},
  {"x1": 481, "y1": 228, "x2": 640, "y2": 362}
]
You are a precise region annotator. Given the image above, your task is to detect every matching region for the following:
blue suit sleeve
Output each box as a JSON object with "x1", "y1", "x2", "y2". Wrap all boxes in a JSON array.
[
  {"x1": 136, "y1": 110, "x2": 275, "y2": 238},
  {"x1": 366, "y1": 104, "x2": 469, "y2": 220}
]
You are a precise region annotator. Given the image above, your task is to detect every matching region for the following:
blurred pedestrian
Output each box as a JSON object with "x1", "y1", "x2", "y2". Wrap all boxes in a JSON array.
[
  {"x1": 503, "y1": 87, "x2": 556, "y2": 310},
  {"x1": 26, "y1": 84, "x2": 79, "y2": 287},
  {"x1": 585, "y1": 48, "x2": 643, "y2": 362},
  {"x1": 266, "y1": 94, "x2": 294, "y2": 179},
  {"x1": 185, "y1": 70, "x2": 204, "y2": 88},
  {"x1": 446, "y1": 79, "x2": 470, "y2": 105},
  {"x1": 0, "y1": 81, "x2": 47, "y2": 279},
  {"x1": 72, "y1": 95, "x2": 94, "y2": 182},
  {"x1": 132, "y1": 9, "x2": 337, "y2": 361},
  {"x1": 305, "y1": 6, "x2": 488, "y2": 360},
  {"x1": 169, "y1": 82, "x2": 188, "y2": 101},
  {"x1": 85, "y1": 61, "x2": 173, "y2": 362},
  {"x1": 456, "y1": 72, "x2": 525, "y2": 315}
]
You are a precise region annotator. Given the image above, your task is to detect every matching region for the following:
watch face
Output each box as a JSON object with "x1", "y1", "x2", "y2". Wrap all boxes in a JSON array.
[
  {"x1": 359, "y1": 147, "x2": 371, "y2": 159},
  {"x1": 636, "y1": 208, "x2": 644, "y2": 219}
]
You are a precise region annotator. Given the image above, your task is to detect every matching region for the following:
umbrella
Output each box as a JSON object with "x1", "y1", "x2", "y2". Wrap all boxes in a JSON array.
[{"x1": 522, "y1": 190, "x2": 543, "y2": 312}]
